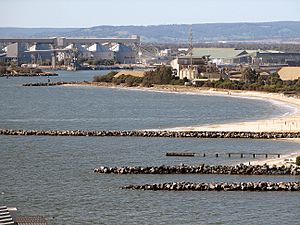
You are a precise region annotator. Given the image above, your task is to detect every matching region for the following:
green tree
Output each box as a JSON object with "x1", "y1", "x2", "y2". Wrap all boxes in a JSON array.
[
  {"x1": 143, "y1": 66, "x2": 173, "y2": 85},
  {"x1": 242, "y1": 68, "x2": 258, "y2": 84}
]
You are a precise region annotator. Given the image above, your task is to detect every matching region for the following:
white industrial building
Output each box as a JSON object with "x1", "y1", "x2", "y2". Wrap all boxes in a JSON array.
[
  {"x1": 87, "y1": 44, "x2": 114, "y2": 60},
  {"x1": 0, "y1": 36, "x2": 140, "y2": 66},
  {"x1": 110, "y1": 43, "x2": 136, "y2": 64}
]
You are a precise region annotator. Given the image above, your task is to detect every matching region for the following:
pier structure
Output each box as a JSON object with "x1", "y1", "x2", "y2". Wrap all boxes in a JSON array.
[
  {"x1": 166, "y1": 152, "x2": 282, "y2": 158},
  {"x1": 0, "y1": 36, "x2": 140, "y2": 67}
]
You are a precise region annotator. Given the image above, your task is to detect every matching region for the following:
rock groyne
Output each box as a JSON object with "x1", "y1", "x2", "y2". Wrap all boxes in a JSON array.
[
  {"x1": 1, "y1": 72, "x2": 58, "y2": 77},
  {"x1": 122, "y1": 182, "x2": 300, "y2": 191},
  {"x1": 22, "y1": 81, "x2": 76, "y2": 86},
  {"x1": 1, "y1": 129, "x2": 300, "y2": 139},
  {"x1": 94, "y1": 164, "x2": 300, "y2": 175}
]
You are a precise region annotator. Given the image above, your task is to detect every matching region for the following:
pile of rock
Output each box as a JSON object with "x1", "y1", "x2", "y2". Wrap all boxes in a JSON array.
[
  {"x1": 94, "y1": 164, "x2": 300, "y2": 175},
  {"x1": 122, "y1": 182, "x2": 300, "y2": 191},
  {"x1": 1, "y1": 72, "x2": 58, "y2": 77},
  {"x1": 1, "y1": 128, "x2": 300, "y2": 139},
  {"x1": 22, "y1": 81, "x2": 71, "y2": 86}
]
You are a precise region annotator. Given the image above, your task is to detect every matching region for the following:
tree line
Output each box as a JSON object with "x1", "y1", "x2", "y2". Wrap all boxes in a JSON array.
[{"x1": 94, "y1": 66, "x2": 300, "y2": 94}]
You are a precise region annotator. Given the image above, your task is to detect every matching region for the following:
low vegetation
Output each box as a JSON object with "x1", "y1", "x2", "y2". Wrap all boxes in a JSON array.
[
  {"x1": 93, "y1": 66, "x2": 184, "y2": 87},
  {"x1": 93, "y1": 71, "x2": 118, "y2": 82},
  {"x1": 93, "y1": 66, "x2": 300, "y2": 94}
]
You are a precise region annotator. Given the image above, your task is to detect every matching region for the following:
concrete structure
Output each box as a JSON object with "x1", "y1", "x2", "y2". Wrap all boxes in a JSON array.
[
  {"x1": 0, "y1": 36, "x2": 140, "y2": 47},
  {"x1": 28, "y1": 43, "x2": 52, "y2": 63},
  {"x1": 110, "y1": 43, "x2": 136, "y2": 64},
  {"x1": 5, "y1": 42, "x2": 30, "y2": 62},
  {"x1": 87, "y1": 44, "x2": 114, "y2": 60},
  {"x1": 278, "y1": 67, "x2": 300, "y2": 81}
]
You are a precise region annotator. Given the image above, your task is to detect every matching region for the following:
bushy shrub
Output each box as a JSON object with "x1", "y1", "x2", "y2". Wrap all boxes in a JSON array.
[
  {"x1": 0, "y1": 66, "x2": 7, "y2": 74},
  {"x1": 93, "y1": 71, "x2": 118, "y2": 82},
  {"x1": 296, "y1": 156, "x2": 300, "y2": 166}
]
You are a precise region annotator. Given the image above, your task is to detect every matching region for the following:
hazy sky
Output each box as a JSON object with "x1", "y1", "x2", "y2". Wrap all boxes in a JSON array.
[{"x1": 1, "y1": 0, "x2": 300, "y2": 27}]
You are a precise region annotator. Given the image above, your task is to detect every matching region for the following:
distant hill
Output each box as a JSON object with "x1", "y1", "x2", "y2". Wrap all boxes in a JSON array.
[
  {"x1": 0, "y1": 27, "x2": 78, "y2": 38},
  {"x1": 1, "y1": 21, "x2": 300, "y2": 43}
]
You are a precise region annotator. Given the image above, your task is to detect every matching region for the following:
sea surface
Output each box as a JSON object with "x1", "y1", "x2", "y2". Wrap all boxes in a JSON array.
[{"x1": 0, "y1": 70, "x2": 299, "y2": 225}]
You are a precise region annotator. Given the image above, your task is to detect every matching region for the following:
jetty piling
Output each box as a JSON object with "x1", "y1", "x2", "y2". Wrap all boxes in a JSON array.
[{"x1": 165, "y1": 152, "x2": 281, "y2": 159}]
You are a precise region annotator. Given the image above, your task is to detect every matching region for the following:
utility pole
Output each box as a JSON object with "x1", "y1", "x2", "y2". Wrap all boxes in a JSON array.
[{"x1": 189, "y1": 26, "x2": 194, "y2": 80}]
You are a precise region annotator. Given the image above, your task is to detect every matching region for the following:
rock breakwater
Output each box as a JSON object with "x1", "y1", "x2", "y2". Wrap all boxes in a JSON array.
[
  {"x1": 22, "y1": 81, "x2": 77, "y2": 86},
  {"x1": 1, "y1": 129, "x2": 300, "y2": 139},
  {"x1": 122, "y1": 182, "x2": 300, "y2": 191},
  {"x1": 94, "y1": 164, "x2": 300, "y2": 175},
  {"x1": 1, "y1": 72, "x2": 58, "y2": 77}
]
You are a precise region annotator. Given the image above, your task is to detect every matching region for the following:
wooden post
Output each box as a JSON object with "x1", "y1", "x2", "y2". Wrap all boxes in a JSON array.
[
  {"x1": 278, "y1": 154, "x2": 280, "y2": 158},
  {"x1": 228, "y1": 153, "x2": 231, "y2": 158},
  {"x1": 241, "y1": 153, "x2": 243, "y2": 158},
  {"x1": 265, "y1": 154, "x2": 268, "y2": 158},
  {"x1": 253, "y1": 154, "x2": 256, "y2": 158}
]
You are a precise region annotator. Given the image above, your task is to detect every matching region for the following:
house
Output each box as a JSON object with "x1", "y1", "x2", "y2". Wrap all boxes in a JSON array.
[{"x1": 171, "y1": 57, "x2": 206, "y2": 80}]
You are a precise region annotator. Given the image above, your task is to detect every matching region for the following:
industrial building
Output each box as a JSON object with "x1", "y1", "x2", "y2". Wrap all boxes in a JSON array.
[
  {"x1": 190, "y1": 48, "x2": 250, "y2": 65},
  {"x1": 0, "y1": 36, "x2": 140, "y2": 67},
  {"x1": 110, "y1": 43, "x2": 136, "y2": 64},
  {"x1": 87, "y1": 44, "x2": 114, "y2": 60},
  {"x1": 188, "y1": 48, "x2": 300, "y2": 66},
  {"x1": 171, "y1": 47, "x2": 300, "y2": 81}
]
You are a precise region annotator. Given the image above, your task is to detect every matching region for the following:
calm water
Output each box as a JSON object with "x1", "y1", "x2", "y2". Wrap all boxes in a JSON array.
[
  {"x1": 0, "y1": 71, "x2": 299, "y2": 224},
  {"x1": 0, "y1": 70, "x2": 292, "y2": 130}
]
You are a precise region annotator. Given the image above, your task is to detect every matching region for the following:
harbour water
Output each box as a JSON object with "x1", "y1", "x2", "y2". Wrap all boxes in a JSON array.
[{"x1": 0, "y1": 70, "x2": 299, "y2": 224}]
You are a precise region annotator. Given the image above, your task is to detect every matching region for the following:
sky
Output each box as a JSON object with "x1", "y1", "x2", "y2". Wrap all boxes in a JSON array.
[{"x1": 1, "y1": 0, "x2": 300, "y2": 27}]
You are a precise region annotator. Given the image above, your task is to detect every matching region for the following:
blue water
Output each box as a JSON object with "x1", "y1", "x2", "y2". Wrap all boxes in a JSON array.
[
  {"x1": 0, "y1": 71, "x2": 299, "y2": 225},
  {"x1": 0, "y1": 70, "x2": 289, "y2": 130}
]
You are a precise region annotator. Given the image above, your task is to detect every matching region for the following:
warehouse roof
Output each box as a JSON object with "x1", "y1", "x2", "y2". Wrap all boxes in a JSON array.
[{"x1": 191, "y1": 48, "x2": 248, "y2": 59}]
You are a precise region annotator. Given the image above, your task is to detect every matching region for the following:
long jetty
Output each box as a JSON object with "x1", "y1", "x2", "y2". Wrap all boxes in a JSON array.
[
  {"x1": 166, "y1": 152, "x2": 282, "y2": 158},
  {"x1": 122, "y1": 182, "x2": 300, "y2": 191},
  {"x1": 1, "y1": 129, "x2": 300, "y2": 139}
]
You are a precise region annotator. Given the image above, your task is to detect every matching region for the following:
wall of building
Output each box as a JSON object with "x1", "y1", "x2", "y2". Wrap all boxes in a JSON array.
[{"x1": 255, "y1": 53, "x2": 300, "y2": 64}]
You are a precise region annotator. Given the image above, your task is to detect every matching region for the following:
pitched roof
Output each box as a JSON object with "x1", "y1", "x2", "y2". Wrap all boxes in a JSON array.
[
  {"x1": 87, "y1": 43, "x2": 110, "y2": 52},
  {"x1": 278, "y1": 67, "x2": 300, "y2": 80},
  {"x1": 110, "y1": 44, "x2": 132, "y2": 53},
  {"x1": 191, "y1": 48, "x2": 247, "y2": 59}
]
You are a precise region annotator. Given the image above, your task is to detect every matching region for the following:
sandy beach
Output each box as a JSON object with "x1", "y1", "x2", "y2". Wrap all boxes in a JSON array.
[{"x1": 63, "y1": 82, "x2": 300, "y2": 165}]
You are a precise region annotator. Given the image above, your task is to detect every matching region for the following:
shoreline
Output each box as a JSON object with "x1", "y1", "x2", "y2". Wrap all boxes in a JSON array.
[
  {"x1": 62, "y1": 82, "x2": 300, "y2": 165},
  {"x1": 64, "y1": 82, "x2": 300, "y2": 132}
]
